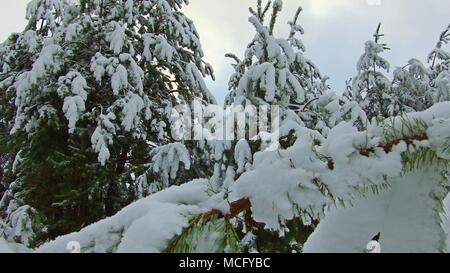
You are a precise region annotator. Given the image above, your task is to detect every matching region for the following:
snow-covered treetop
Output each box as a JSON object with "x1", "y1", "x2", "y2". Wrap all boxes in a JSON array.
[
  {"x1": 392, "y1": 58, "x2": 432, "y2": 113},
  {"x1": 22, "y1": 0, "x2": 215, "y2": 100},
  {"x1": 351, "y1": 23, "x2": 393, "y2": 120},
  {"x1": 225, "y1": 0, "x2": 327, "y2": 108}
]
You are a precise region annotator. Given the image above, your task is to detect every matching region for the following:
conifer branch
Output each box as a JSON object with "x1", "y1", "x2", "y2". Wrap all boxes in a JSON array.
[{"x1": 197, "y1": 132, "x2": 431, "y2": 221}]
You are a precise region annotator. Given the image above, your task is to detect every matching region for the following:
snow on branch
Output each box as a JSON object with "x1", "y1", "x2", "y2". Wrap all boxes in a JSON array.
[{"x1": 194, "y1": 102, "x2": 450, "y2": 228}]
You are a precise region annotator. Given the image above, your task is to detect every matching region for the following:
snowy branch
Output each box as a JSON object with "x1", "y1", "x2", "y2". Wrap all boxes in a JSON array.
[{"x1": 200, "y1": 131, "x2": 432, "y2": 220}]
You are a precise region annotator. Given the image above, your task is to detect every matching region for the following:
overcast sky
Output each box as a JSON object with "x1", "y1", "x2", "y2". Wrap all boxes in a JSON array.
[{"x1": 1, "y1": 0, "x2": 449, "y2": 104}]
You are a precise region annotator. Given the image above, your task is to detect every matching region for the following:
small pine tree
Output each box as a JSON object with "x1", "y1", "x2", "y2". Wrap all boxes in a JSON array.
[
  {"x1": 350, "y1": 23, "x2": 393, "y2": 121},
  {"x1": 210, "y1": 0, "x2": 329, "y2": 252}
]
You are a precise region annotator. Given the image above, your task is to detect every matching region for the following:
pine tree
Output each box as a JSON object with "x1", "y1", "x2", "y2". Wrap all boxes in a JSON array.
[
  {"x1": 134, "y1": 0, "x2": 315, "y2": 199},
  {"x1": 0, "y1": 0, "x2": 215, "y2": 245},
  {"x1": 391, "y1": 25, "x2": 450, "y2": 115},
  {"x1": 391, "y1": 58, "x2": 433, "y2": 113},
  {"x1": 197, "y1": 0, "x2": 331, "y2": 252},
  {"x1": 350, "y1": 23, "x2": 393, "y2": 121}
]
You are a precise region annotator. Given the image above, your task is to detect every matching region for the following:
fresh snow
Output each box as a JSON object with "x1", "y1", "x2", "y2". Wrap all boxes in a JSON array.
[
  {"x1": 37, "y1": 179, "x2": 211, "y2": 253},
  {"x1": 107, "y1": 22, "x2": 126, "y2": 55},
  {"x1": 234, "y1": 102, "x2": 450, "y2": 232},
  {"x1": 304, "y1": 165, "x2": 448, "y2": 253}
]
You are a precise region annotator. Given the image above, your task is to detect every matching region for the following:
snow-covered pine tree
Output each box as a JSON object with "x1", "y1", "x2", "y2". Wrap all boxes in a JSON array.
[
  {"x1": 0, "y1": 29, "x2": 49, "y2": 247},
  {"x1": 0, "y1": 0, "x2": 215, "y2": 245},
  {"x1": 135, "y1": 0, "x2": 319, "y2": 201},
  {"x1": 391, "y1": 58, "x2": 433, "y2": 113},
  {"x1": 349, "y1": 23, "x2": 393, "y2": 121},
  {"x1": 184, "y1": 0, "x2": 333, "y2": 252},
  {"x1": 391, "y1": 25, "x2": 450, "y2": 114},
  {"x1": 218, "y1": 0, "x2": 367, "y2": 252},
  {"x1": 159, "y1": 13, "x2": 449, "y2": 253},
  {"x1": 226, "y1": 0, "x2": 308, "y2": 108}
]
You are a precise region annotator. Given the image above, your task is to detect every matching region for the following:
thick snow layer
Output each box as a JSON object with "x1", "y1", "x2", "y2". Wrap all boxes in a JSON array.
[
  {"x1": 235, "y1": 139, "x2": 252, "y2": 174},
  {"x1": 303, "y1": 165, "x2": 448, "y2": 253},
  {"x1": 235, "y1": 136, "x2": 327, "y2": 230},
  {"x1": 37, "y1": 179, "x2": 211, "y2": 253}
]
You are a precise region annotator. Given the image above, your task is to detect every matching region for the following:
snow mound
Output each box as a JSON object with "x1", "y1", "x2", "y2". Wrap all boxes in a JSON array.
[
  {"x1": 304, "y1": 165, "x2": 448, "y2": 253},
  {"x1": 37, "y1": 179, "x2": 212, "y2": 253}
]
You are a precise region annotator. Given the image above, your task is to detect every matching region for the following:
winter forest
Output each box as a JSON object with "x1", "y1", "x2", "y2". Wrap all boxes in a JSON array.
[{"x1": 0, "y1": 0, "x2": 449, "y2": 253}]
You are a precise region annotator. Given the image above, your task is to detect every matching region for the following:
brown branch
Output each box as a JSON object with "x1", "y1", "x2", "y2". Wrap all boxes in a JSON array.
[
  {"x1": 194, "y1": 198, "x2": 252, "y2": 222},
  {"x1": 328, "y1": 132, "x2": 428, "y2": 170},
  {"x1": 301, "y1": 97, "x2": 319, "y2": 112},
  {"x1": 229, "y1": 198, "x2": 252, "y2": 218},
  {"x1": 359, "y1": 132, "x2": 428, "y2": 157}
]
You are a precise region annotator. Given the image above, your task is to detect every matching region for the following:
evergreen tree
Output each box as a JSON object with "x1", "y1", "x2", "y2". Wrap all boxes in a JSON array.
[
  {"x1": 349, "y1": 23, "x2": 393, "y2": 121},
  {"x1": 391, "y1": 58, "x2": 433, "y2": 113},
  {"x1": 122, "y1": 0, "x2": 328, "y2": 252},
  {"x1": 34, "y1": 90, "x2": 450, "y2": 253},
  {"x1": 0, "y1": 0, "x2": 214, "y2": 245},
  {"x1": 391, "y1": 25, "x2": 450, "y2": 114},
  {"x1": 198, "y1": 0, "x2": 331, "y2": 252}
]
